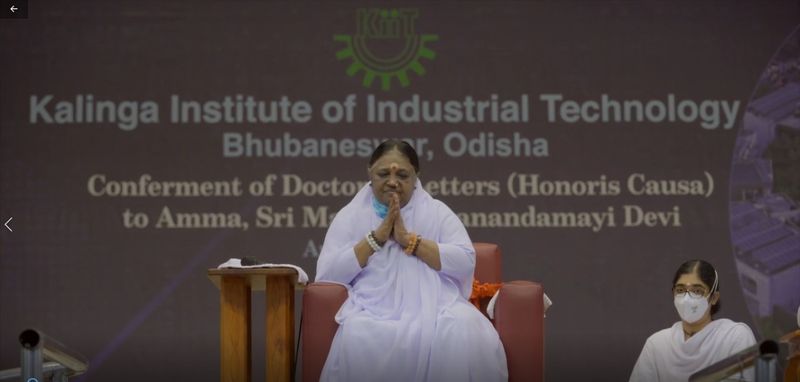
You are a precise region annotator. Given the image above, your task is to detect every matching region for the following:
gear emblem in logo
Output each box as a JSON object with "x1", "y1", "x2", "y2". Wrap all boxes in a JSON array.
[{"x1": 334, "y1": 9, "x2": 438, "y2": 91}]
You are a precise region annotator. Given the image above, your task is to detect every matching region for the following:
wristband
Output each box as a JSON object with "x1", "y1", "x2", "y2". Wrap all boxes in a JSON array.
[
  {"x1": 366, "y1": 231, "x2": 382, "y2": 252},
  {"x1": 404, "y1": 233, "x2": 419, "y2": 255},
  {"x1": 410, "y1": 235, "x2": 422, "y2": 255}
]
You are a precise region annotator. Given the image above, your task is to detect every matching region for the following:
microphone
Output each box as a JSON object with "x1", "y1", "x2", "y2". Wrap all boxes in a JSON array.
[{"x1": 241, "y1": 256, "x2": 260, "y2": 266}]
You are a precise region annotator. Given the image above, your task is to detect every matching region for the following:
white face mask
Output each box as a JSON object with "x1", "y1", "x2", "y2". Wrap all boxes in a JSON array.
[
  {"x1": 674, "y1": 294, "x2": 710, "y2": 324},
  {"x1": 674, "y1": 270, "x2": 718, "y2": 324}
]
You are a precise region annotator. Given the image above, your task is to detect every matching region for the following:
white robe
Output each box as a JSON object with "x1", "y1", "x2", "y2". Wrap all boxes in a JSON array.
[
  {"x1": 629, "y1": 319, "x2": 757, "y2": 382},
  {"x1": 315, "y1": 182, "x2": 508, "y2": 382}
]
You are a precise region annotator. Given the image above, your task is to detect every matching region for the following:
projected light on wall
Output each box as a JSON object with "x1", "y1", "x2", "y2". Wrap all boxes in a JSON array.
[{"x1": 730, "y1": 25, "x2": 800, "y2": 340}]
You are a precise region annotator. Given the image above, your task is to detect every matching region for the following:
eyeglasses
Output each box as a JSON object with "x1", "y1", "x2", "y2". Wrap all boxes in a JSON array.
[{"x1": 672, "y1": 285, "x2": 708, "y2": 298}]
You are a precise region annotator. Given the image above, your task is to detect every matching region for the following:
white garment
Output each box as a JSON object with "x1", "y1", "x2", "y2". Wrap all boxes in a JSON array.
[
  {"x1": 217, "y1": 259, "x2": 309, "y2": 283},
  {"x1": 315, "y1": 182, "x2": 508, "y2": 382},
  {"x1": 629, "y1": 319, "x2": 756, "y2": 382}
]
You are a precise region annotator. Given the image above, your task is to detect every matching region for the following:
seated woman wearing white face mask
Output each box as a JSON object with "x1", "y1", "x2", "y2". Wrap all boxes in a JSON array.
[{"x1": 629, "y1": 260, "x2": 757, "y2": 382}]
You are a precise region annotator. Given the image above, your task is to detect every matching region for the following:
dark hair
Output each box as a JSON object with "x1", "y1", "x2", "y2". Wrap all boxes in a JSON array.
[
  {"x1": 672, "y1": 259, "x2": 721, "y2": 315},
  {"x1": 368, "y1": 139, "x2": 420, "y2": 173}
]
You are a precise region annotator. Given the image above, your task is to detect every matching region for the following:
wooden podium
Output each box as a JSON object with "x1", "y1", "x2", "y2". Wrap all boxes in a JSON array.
[
  {"x1": 782, "y1": 330, "x2": 800, "y2": 382},
  {"x1": 208, "y1": 268, "x2": 302, "y2": 382}
]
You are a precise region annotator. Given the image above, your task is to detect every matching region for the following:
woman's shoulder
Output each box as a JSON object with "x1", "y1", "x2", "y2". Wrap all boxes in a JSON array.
[
  {"x1": 326, "y1": 190, "x2": 370, "y2": 231},
  {"x1": 711, "y1": 318, "x2": 755, "y2": 337},
  {"x1": 336, "y1": 186, "x2": 371, "y2": 216},
  {"x1": 645, "y1": 322, "x2": 681, "y2": 345},
  {"x1": 429, "y1": 197, "x2": 451, "y2": 211},
  {"x1": 424, "y1": 194, "x2": 457, "y2": 215}
]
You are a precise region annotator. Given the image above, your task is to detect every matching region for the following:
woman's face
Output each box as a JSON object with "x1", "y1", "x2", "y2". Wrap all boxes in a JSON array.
[
  {"x1": 368, "y1": 149, "x2": 417, "y2": 207},
  {"x1": 673, "y1": 272, "x2": 719, "y2": 320},
  {"x1": 673, "y1": 273, "x2": 710, "y2": 299}
]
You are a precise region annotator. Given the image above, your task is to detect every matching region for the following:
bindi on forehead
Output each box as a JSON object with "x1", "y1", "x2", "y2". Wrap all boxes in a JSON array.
[{"x1": 370, "y1": 151, "x2": 414, "y2": 174}]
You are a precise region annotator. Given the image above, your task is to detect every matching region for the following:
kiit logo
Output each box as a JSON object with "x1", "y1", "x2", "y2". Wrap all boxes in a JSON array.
[{"x1": 334, "y1": 9, "x2": 438, "y2": 91}]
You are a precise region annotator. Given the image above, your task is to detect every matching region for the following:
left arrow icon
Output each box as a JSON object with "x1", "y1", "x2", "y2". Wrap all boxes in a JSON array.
[
  {"x1": 4, "y1": 217, "x2": 12, "y2": 232},
  {"x1": 10, "y1": 5, "x2": 18, "y2": 13}
]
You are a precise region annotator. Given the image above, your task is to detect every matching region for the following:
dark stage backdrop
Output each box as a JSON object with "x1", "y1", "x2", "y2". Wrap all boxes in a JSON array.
[{"x1": 1, "y1": 1, "x2": 799, "y2": 381}]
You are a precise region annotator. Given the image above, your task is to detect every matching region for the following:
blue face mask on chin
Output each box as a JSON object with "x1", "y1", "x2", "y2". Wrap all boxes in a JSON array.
[{"x1": 372, "y1": 195, "x2": 388, "y2": 219}]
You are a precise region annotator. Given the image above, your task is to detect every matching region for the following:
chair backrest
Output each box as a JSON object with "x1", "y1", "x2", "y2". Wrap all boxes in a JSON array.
[
  {"x1": 474, "y1": 242, "x2": 502, "y2": 283},
  {"x1": 301, "y1": 282, "x2": 348, "y2": 382},
  {"x1": 302, "y1": 242, "x2": 513, "y2": 382},
  {"x1": 495, "y1": 280, "x2": 545, "y2": 382}
]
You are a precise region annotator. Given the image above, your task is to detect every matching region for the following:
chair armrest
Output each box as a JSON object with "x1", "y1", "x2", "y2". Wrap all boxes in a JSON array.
[
  {"x1": 473, "y1": 242, "x2": 502, "y2": 283},
  {"x1": 301, "y1": 282, "x2": 348, "y2": 382},
  {"x1": 494, "y1": 280, "x2": 544, "y2": 382}
]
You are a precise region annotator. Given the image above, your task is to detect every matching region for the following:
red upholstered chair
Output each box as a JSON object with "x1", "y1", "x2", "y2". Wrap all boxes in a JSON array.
[{"x1": 300, "y1": 242, "x2": 544, "y2": 382}]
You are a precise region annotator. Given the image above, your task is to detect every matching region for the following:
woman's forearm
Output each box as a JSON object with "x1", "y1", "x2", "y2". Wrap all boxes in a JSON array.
[
  {"x1": 412, "y1": 238, "x2": 441, "y2": 271},
  {"x1": 354, "y1": 238, "x2": 374, "y2": 267}
]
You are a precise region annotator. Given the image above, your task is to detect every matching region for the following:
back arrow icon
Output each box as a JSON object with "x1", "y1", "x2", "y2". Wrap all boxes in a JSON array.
[
  {"x1": 4, "y1": 217, "x2": 12, "y2": 232},
  {"x1": 10, "y1": 5, "x2": 18, "y2": 13}
]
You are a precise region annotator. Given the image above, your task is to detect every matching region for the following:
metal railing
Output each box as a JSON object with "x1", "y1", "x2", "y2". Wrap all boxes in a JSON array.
[
  {"x1": 0, "y1": 329, "x2": 88, "y2": 382},
  {"x1": 689, "y1": 339, "x2": 782, "y2": 382}
]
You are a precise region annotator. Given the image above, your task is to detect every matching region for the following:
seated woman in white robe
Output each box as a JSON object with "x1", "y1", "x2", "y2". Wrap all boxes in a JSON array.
[
  {"x1": 315, "y1": 140, "x2": 508, "y2": 382},
  {"x1": 629, "y1": 260, "x2": 757, "y2": 382}
]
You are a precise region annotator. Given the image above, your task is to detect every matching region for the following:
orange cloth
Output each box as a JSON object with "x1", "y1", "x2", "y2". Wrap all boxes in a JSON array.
[
  {"x1": 469, "y1": 279, "x2": 502, "y2": 309},
  {"x1": 781, "y1": 330, "x2": 800, "y2": 382}
]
